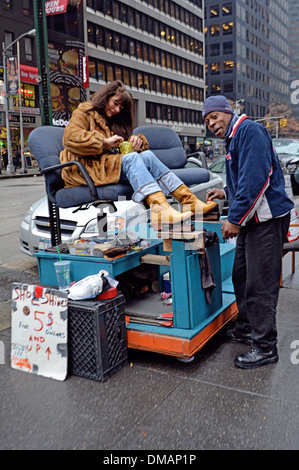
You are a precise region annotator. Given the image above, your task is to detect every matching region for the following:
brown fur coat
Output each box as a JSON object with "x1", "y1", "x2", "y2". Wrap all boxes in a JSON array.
[{"x1": 60, "y1": 101, "x2": 149, "y2": 187}]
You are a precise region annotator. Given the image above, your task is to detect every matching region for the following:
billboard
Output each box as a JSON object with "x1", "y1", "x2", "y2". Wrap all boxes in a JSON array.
[{"x1": 48, "y1": 40, "x2": 87, "y2": 126}]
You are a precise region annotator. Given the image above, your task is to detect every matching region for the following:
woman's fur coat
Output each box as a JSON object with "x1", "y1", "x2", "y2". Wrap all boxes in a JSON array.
[{"x1": 60, "y1": 101, "x2": 149, "y2": 187}]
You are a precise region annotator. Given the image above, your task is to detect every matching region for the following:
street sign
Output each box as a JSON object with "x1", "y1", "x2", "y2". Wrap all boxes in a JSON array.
[{"x1": 11, "y1": 284, "x2": 68, "y2": 381}]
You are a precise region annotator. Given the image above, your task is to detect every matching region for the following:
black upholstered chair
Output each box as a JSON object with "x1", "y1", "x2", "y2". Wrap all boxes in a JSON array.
[{"x1": 28, "y1": 125, "x2": 211, "y2": 246}]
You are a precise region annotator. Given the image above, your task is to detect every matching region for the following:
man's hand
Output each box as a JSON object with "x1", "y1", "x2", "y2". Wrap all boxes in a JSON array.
[
  {"x1": 207, "y1": 188, "x2": 226, "y2": 201},
  {"x1": 221, "y1": 220, "x2": 240, "y2": 240}
]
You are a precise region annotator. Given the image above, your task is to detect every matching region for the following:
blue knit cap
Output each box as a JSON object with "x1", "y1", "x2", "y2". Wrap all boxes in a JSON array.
[{"x1": 202, "y1": 95, "x2": 234, "y2": 121}]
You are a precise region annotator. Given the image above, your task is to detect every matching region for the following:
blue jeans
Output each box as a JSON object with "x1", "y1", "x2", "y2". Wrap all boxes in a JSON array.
[{"x1": 120, "y1": 150, "x2": 183, "y2": 203}]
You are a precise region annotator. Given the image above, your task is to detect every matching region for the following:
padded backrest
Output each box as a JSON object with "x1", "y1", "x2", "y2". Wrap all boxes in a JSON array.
[
  {"x1": 28, "y1": 126, "x2": 65, "y2": 203},
  {"x1": 133, "y1": 125, "x2": 187, "y2": 169}
]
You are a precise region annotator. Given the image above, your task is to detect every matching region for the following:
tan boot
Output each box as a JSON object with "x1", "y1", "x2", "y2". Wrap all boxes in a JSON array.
[
  {"x1": 171, "y1": 184, "x2": 218, "y2": 214},
  {"x1": 146, "y1": 191, "x2": 193, "y2": 230}
]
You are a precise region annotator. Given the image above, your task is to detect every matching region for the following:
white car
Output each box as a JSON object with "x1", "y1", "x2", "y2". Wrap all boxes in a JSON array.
[{"x1": 20, "y1": 163, "x2": 224, "y2": 256}]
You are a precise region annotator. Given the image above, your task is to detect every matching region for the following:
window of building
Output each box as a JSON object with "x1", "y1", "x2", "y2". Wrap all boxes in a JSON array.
[
  {"x1": 211, "y1": 62, "x2": 221, "y2": 74},
  {"x1": 113, "y1": 1, "x2": 120, "y2": 20},
  {"x1": 22, "y1": 84, "x2": 35, "y2": 108},
  {"x1": 23, "y1": 0, "x2": 31, "y2": 15},
  {"x1": 223, "y1": 60, "x2": 234, "y2": 73},
  {"x1": 107, "y1": 64, "x2": 114, "y2": 81},
  {"x1": 211, "y1": 82, "x2": 221, "y2": 93},
  {"x1": 222, "y1": 22, "x2": 234, "y2": 35},
  {"x1": 131, "y1": 69, "x2": 137, "y2": 88},
  {"x1": 4, "y1": 31, "x2": 13, "y2": 55},
  {"x1": 105, "y1": 30, "x2": 113, "y2": 49},
  {"x1": 24, "y1": 37, "x2": 33, "y2": 61},
  {"x1": 210, "y1": 6, "x2": 219, "y2": 18},
  {"x1": 115, "y1": 65, "x2": 122, "y2": 82},
  {"x1": 210, "y1": 43, "x2": 220, "y2": 56},
  {"x1": 89, "y1": 59, "x2": 96, "y2": 78},
  {"x1": 97, "y1": 61, "x2": 106, "y2": 80},
  {"x1": 210, "y1": 25, "x2": 220, "y2": 36},
  {"x1": 123, "y1": 68, "x2": 130, "y2": 86},
  {"x1": 223, "y1": 41, "x2": 233, "y2": 54},
  {"x1": 223, "y1": 80, "x2": 234, "y2": 93},
  {"x1": 3, "y1": 0, "x2": 12, "y2": 10},
  {"x1": 222, "y1": 3, "x2": 232, "y2": 16}
]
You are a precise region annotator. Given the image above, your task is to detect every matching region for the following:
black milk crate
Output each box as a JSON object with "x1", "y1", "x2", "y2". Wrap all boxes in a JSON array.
[{"x1": 67, "y1": 293, "x2": 128, "y2": 382}]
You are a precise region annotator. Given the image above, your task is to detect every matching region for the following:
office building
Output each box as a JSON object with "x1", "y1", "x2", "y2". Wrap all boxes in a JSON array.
[
  {"x1": 205, "y1": 0, "x2": 290, "y2": 119},
  {"x1": 86, "y1": 0, "x2": 206, "y2": 150}
]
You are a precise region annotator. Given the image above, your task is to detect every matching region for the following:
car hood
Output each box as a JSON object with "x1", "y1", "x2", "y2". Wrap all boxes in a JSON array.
[
  {"x1": 278, "y1": 155, "x2": 299, "y2": 164},
  {"x1": 31, "y1": 196, "x2": 141, "y2": 226}
]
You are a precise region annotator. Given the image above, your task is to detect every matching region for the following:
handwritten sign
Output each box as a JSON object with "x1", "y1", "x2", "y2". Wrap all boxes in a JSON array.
[{"x1": 11, "y1": 284, "x2": 68, "y2": 381}]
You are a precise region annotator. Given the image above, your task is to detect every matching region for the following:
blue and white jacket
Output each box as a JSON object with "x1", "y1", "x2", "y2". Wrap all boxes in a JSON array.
[{"x1": 224, "y1": 114, "x2": 293, "y2": 227}]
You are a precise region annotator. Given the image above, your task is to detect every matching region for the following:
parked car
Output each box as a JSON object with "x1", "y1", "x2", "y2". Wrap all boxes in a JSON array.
[
  {"x1": 20, "y1": 166, "x2": 224, "y2": 256},
  {"x1": 273, "y1": 141, "x2": 299, "y2": 194}
]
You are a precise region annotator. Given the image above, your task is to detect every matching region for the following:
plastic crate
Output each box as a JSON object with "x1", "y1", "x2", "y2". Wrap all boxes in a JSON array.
[{"x1": 67, "y1": 293, "x2": 128, "y2": 382}]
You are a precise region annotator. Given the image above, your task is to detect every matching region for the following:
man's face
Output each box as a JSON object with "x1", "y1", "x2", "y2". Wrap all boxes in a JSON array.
[{"x1": 204, "y1": 111, "x2": 232, "y2": 139}]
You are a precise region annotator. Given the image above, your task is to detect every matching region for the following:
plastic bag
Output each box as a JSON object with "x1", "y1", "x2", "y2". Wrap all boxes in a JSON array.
[{"x1": 68, "y1": 270, "x2": 118, "y2": 300}]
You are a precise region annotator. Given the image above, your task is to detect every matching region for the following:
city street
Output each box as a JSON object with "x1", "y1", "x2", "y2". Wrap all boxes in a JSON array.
[{"x1": 0, "y1": 174, "x2": 299, "y2": 451}]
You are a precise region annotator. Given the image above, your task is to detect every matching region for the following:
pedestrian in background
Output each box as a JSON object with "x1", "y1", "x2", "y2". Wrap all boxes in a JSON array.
[
  {"x1": 204, "y1": 95, "x2": 294, "y2": 369},
  {"x1": 3, "y1": 149, "x2": 8, "y2": 171},
  {"x1": 14, "y1": 150, "x2": 21, "y2": 172}
]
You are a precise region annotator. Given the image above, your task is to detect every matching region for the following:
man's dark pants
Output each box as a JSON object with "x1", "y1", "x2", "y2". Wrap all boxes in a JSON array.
[{"x1": 232, "y1": 213, "x2": 290, "y2": 351}]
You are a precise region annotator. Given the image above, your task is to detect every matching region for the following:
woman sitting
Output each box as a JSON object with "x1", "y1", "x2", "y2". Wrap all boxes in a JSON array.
[{"x1": 60, "y1": 80, "x2": 217, "y2": 230}]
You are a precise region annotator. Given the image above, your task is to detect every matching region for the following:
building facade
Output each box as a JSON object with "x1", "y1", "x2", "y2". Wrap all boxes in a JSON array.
[
  {"x1": 204, "y1": 0, "x2": 290, "y2": 119},
  {"x1": 289, "y1": 0, "x2": 299, "y2": 122},
  {"x1": 0, "y1": 1, "x2": 39, "y2": 156},
  {"x1": 85, "y1": 0, "x2": 206, "y2": 150}
]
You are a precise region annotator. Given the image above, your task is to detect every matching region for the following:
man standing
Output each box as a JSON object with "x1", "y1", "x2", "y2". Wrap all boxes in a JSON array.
[{"x1": 204, "y1": 95, "x2": 293, "y2": 369}]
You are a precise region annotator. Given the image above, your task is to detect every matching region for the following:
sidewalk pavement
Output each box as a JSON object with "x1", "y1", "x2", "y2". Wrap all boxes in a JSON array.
[
  {"x1": 0, "y1": 252, "x2": 298, "y2": 451},
  {"x1": 0, "y1": 166, "x2": 41, "y2": 179}
]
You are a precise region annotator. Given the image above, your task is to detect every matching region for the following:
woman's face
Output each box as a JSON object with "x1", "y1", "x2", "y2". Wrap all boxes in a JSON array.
[{"x1": 104, "y1": 93, "x2": 124, "y2": 118}]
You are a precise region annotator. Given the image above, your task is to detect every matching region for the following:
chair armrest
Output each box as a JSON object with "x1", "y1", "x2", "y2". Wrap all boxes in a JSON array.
[
  {"x1": 187, "y1": 151, "x2": 208, "y2": 169},
  {"x1": 40, "y1": 160, "x2": 98, "y2": 198}
]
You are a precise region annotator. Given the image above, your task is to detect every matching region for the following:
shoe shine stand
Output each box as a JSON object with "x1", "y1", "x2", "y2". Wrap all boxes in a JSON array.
[
  {"x1": 35, "y1": 221, "x2": 237, "y2": 361},
  {"x1": 125, "y1": 221, "x2": 238, "y2": 359}
]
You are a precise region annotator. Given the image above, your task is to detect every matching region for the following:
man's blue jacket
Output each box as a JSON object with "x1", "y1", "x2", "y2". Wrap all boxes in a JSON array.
[{"x1": 224, "y1": 115, "x2": 294, "y2": 227}]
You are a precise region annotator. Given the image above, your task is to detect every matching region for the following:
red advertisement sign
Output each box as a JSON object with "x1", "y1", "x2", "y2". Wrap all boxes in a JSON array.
[
  {"x1": 20, "y1": 65, "x2": 39, "y2": 85},
  {"x1": 45, "y1": 0, "x2": 69, "y2": 16}
]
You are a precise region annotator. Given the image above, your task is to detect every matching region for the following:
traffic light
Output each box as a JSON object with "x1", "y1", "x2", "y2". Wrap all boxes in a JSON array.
[{"x1": 280, "y1": 118, "x2": 287, "y2": 127}]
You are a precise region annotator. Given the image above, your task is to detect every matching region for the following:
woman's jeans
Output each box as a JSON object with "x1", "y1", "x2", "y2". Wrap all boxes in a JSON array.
[{"x1": 120, "y1": 150, "x2": 183, "y2": 203}]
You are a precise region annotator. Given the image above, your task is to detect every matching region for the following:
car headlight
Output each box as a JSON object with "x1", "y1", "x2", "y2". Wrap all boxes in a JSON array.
[
  {"x1": 23, "y1": 206, "x2": 33, "y2": 224},
  {"x1": 84, "y1": 218, "x2": 98, "y2": 234},
  {"x1": 107, "y1": 217, "x2": 125, "y2": 233}
]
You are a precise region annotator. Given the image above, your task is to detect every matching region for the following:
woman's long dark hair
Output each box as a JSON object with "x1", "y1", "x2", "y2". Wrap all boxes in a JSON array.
[{"x1": 90, "y1": 80, "x2": 134, "y2": 139}]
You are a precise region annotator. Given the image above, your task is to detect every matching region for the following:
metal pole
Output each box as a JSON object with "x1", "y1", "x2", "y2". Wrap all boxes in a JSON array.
[
  {"x1": 34, "y1": 1, "x2": 52, "y2": 126},
  {"x1": 2, "y1": 42, "x2": 14, "y2": 174},
  {"x1": 17, "y1": 40, "x2": 26, "y2": 173}
]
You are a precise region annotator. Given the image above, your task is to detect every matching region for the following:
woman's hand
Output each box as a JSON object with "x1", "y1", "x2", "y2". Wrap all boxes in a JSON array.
[
  {"x1": 103, "y1": 135, "x2": 124, "y2": 149},
  {"x1": 129, "y1": 135, "x2": 143, "y2": 152}
]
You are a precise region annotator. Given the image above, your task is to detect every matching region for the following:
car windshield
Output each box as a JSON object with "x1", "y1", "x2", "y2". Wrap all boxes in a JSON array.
[{"x1": 275, "y1": 143, "x2": 299, "y2": 156}]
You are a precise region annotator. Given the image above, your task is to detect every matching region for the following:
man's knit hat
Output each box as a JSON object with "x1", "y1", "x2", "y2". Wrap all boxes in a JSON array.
[{"x1": 202, "y1": 95, "x2": 234, "y2": 121}]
